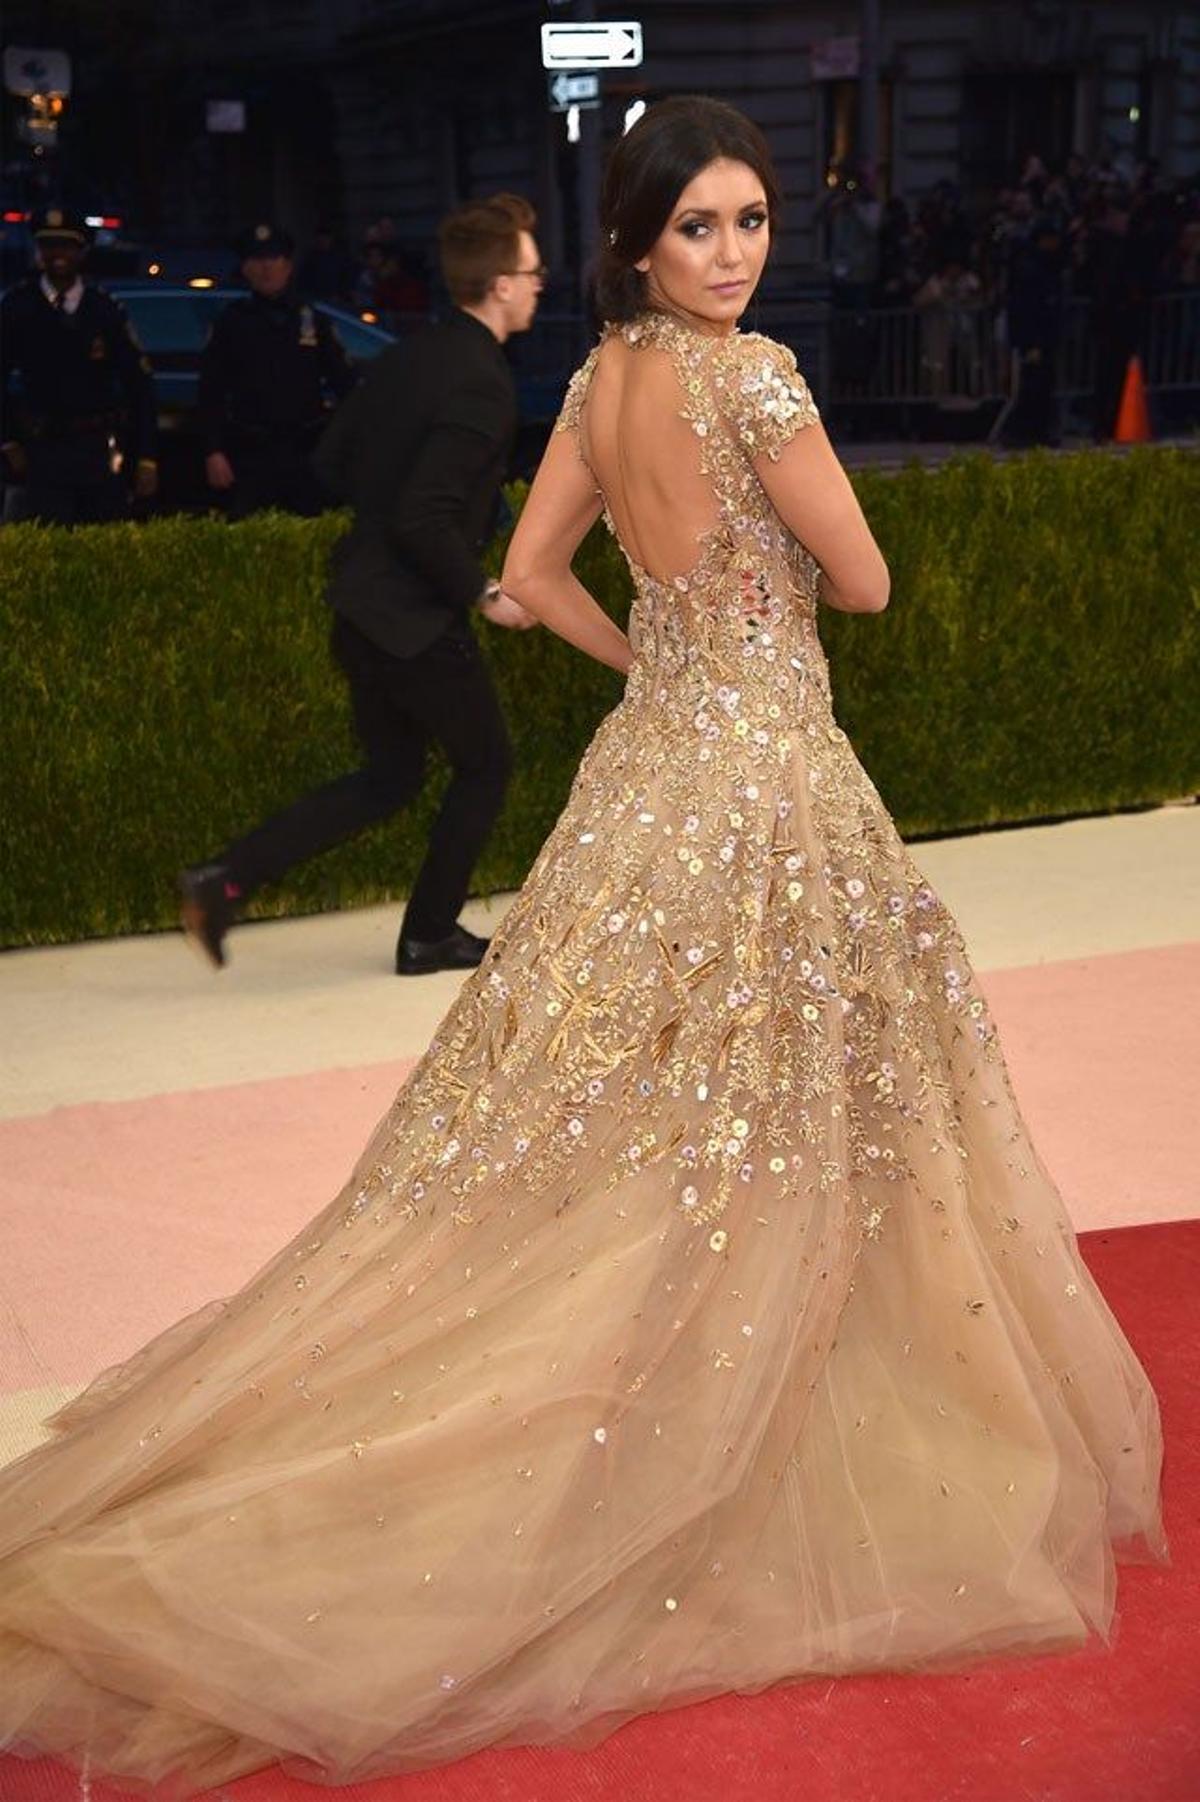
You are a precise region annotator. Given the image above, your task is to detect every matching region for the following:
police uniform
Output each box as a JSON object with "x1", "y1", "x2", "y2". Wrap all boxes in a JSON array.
[
  {"x1": 0, "y1": 208, "x2": 157, "y2": 525},
  {"x1": 197, "y1": 222, "x2": 357, "y2": 519}
]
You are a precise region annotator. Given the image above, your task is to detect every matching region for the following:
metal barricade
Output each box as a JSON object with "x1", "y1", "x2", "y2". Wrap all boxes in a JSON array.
[
  {"x1": 444, "y1": 291, "x2": 1199, "y2": 436},
  {"x1": 804, "y1": 292, "x2": 1200, "y2": 414},
  {"x1": 1143, "y1": 290, "x2": 1200, "y2": 395}
]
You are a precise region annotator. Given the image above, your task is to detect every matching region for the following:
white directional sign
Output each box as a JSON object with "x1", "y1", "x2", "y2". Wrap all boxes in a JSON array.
[
  {"x1": 541, "y1": 21, "x2": 643, "y2": 70},
  {"x1": 548, "y1": 71, "x2": 601, "y2": 111}
]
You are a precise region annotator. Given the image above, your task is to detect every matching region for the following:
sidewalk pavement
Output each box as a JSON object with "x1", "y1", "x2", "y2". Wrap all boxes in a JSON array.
[{"x1": 838, "y1": 432, "x2": 1198, "y2": 470}]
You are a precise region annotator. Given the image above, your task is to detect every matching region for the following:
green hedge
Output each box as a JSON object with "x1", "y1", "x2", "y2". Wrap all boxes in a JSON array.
[{"x1": 1, "y1": 445, "x2": 1196, "y2": 948}]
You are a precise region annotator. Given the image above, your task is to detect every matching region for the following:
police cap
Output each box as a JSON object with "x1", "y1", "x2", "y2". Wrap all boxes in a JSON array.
[
  {"x1": 234, "y1": 221, "x2": 295, "y2": 259},
  {"x1": 32, "y1": 206, "x2": 91, "y2": 246}
]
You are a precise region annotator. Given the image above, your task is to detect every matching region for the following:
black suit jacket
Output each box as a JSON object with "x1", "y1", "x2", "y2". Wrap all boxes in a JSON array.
[{"x1": 313, "y1": 309, "x2": 516, "y2": 658}]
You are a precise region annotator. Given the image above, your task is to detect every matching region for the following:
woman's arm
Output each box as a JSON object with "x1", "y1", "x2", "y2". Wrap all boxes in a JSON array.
[
  {"x1": 501, "y1": 430, "x2": 634, "y2": 674},
  {"x1": 755, "y1": 422, "x2": 890, "y2": 614}
]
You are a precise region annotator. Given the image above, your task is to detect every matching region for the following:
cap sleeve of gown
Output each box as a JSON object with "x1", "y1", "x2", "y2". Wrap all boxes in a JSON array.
[
  {"x1": 714, "y1": 332, "x2": 820, "y2": 463},
  {"x1": 554, "y1": 345, "x2": 601, "y2": 440}
]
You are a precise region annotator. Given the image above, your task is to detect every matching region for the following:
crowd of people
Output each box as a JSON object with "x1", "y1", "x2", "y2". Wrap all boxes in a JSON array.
[
  {"x1": 816, "y1": 151, "x2": 1200, "y2": 441},
  {"x1": 825, "y1": 154, "x2": 1198, "y2": 311},
  {"x1": 298, "y1": 214, "x2": 431, "y2": 326}
]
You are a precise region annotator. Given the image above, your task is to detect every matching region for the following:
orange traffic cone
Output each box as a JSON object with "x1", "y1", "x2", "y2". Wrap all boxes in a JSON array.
[{"x1": 1113, "y1": 354, "x2": 1151, "y2": 443}]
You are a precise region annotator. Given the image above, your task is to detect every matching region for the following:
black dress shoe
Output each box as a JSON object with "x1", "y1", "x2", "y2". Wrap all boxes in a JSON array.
[
  {"x1": 179, "y1": 863, "x2": 240, "y2": 969},
  {"x1": 395, "y1": 923, "x2": 490, "y2": 976}
]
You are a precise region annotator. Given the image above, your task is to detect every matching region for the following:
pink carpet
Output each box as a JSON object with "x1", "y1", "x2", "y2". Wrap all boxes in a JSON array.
[
  {"x1": 983, "y1": 942, "x2": 1200, "y2": 1227},
  {"x1": 0, "y1": 1062, "x2": 411, "y2": 1390}
]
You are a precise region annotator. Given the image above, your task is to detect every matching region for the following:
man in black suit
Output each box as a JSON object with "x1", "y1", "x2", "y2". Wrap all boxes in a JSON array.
[{"x1": 180, "y1": 193, "x2": 543, "y2": 975}]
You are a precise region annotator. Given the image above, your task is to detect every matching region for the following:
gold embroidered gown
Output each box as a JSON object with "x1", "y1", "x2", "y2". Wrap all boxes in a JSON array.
[{"x1": 0, "y1": 313, "x2": 1166, "y2": 1795}]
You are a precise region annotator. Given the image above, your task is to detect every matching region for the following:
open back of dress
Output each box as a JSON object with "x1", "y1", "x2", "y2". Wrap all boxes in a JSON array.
[{"x1": 577, "y1": 330, "x2": 724, "y2": 584}]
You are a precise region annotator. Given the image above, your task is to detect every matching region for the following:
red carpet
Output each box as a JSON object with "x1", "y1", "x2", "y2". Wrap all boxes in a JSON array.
[{"x1": 2, "y1": 1218, "x2": 1195, "y2": 1802}]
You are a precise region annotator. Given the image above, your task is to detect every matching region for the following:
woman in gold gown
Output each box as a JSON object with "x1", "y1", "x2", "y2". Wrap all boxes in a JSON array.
[{"x1": 0, "y1": 98, "x2": 1165, "y2": 1797}]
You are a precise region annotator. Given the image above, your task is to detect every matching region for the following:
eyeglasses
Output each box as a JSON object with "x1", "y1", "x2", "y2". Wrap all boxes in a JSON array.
[{"x1": 504, "y1": 263, "x2": 548, "y2": 280}]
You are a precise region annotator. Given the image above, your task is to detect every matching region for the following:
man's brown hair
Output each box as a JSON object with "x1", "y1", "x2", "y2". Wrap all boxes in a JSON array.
[{"x1": 438, "y1": 192, "x2": 537, "y2": 306}]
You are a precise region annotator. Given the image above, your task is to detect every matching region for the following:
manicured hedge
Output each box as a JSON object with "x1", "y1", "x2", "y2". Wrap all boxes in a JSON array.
[
  {"x1": 825, "y1": 446, "x2": 1199, "y2": 833},
  {"x1": 1, "y1": 445, "x2": 1196, "y2": 947}
]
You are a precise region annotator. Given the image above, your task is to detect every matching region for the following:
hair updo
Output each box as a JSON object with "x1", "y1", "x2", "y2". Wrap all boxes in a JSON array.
[{"x1": 595, "y1": 95, "x2": 782, "y2": 323}]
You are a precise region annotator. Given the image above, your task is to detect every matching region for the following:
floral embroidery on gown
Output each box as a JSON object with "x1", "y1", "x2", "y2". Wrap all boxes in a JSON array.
[{"x1": 0, "y1": 311, "x2": 1166, "y2": 1796}]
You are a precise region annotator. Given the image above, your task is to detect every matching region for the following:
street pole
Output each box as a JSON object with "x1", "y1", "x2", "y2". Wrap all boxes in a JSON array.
[
  {"x1": 860, "y1": 0, "x2": 880, "y2": 189},
  {"x1": 537, "y1": 97, "x2": 566, "y2": 279},
  {"x1": 575, "y1": 0, "x2": 601, "y2": 317}
]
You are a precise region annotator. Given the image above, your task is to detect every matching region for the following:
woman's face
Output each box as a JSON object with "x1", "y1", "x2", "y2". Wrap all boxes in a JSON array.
[{"x1": 636, "y1": 157, "x2": 770, "y2": 334}]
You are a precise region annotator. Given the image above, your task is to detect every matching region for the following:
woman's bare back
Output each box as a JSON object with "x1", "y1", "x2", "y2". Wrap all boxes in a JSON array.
[{"x1": 577, "y1": 333, "x2": 724, "y2": 584}]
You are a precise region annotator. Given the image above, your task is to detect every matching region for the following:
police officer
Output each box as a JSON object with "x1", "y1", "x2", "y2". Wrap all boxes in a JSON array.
[
  {"x1": 0, "y1": 207, "x2": 158, "y2": 524},
  {"x1": 198, "y1": 222, "x2": 357, "y2": 518}
]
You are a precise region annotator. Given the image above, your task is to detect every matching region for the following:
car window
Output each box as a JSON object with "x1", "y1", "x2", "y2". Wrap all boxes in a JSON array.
[
  {"x1": 110, "y1": 292, "x2": 393, "y2": 361},
  {"x1": 319, "y1": 309, "x2": 392, "y2": 362},
  {"x1": 114, "y1": 292, "x2": 228, "y2": 352}
]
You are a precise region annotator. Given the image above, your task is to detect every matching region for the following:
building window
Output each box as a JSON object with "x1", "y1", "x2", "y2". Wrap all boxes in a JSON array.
[
  {"x1": 1125, "y1": 69, "x2": 1153, "y2": 162},
  {"x1": 821, "y1": 79, "x2": 893, "y2": 198},
  {"x1": 961, "y1": 71, "x2": 1076, "y2": 196}
]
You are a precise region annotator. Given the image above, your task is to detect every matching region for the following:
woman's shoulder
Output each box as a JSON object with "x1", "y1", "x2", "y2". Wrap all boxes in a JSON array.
[
  {"x1": 715, "y1": 327, "x2": 803, "y2": 381},
  {"x1": 555, "y1": 327, "x2": 629, "y2": 434},
  {"x1": 713, "y1": 329, "x2": 820, "y2": 457},
  {"x1": 554, "y1": 340, "x2": 604, "y2": 435}
]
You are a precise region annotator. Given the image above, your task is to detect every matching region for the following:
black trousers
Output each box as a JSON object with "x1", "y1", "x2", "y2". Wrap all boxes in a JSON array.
[
  {"x1": 222, "y1": 614, "x2": 512, "y2": 942},
  {"x1": 2, "y1": 434, "x2": 129, "y2": 525}
]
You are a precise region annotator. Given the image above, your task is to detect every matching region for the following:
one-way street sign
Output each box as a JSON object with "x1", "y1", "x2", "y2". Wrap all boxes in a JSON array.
[
  {"x1": 541, "y1": 21, "x2": 643, "y2": 69},
  {"x1": 548, "y1": 71, "x2": 601, "y2": 111}
]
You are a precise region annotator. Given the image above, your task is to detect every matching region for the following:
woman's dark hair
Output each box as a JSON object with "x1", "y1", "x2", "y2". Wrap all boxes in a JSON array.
[{"x1": 595, "y1": 95, "x2": 782, "y2": 322}]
